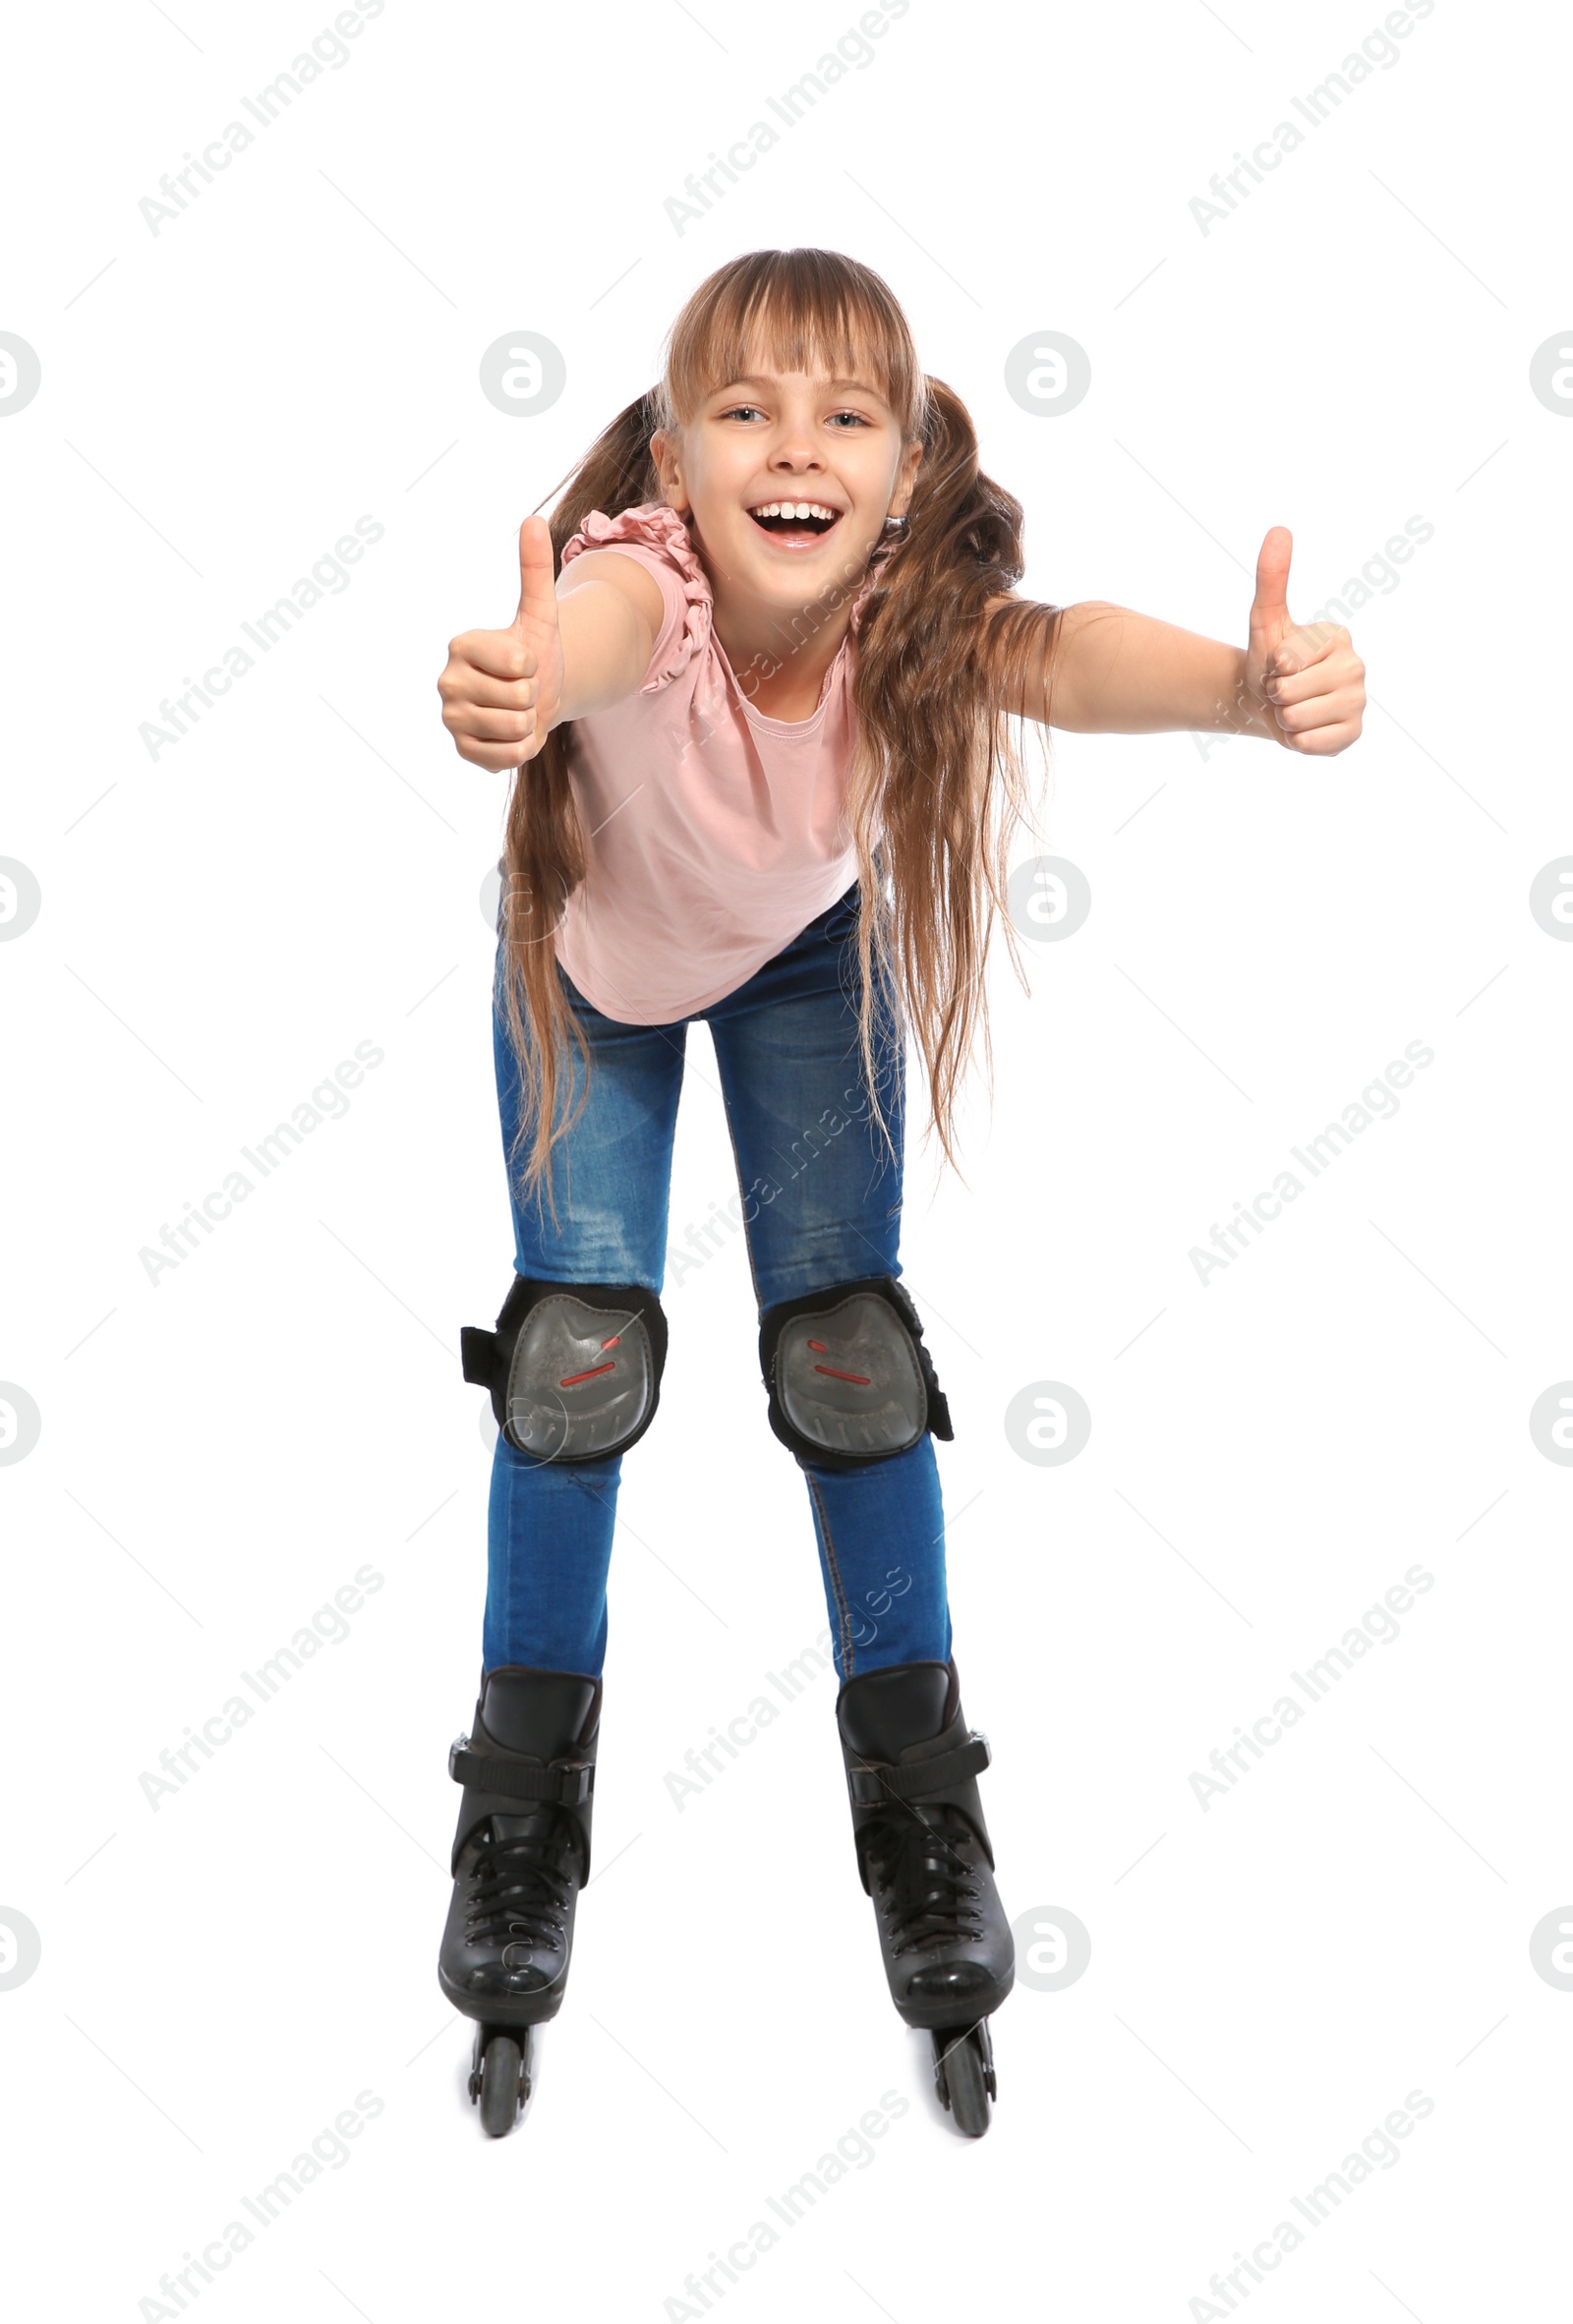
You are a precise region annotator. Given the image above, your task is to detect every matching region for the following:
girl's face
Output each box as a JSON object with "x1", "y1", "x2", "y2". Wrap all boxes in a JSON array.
[{"x1": 653, "y1": 356, "x2": 921, "y2": 608}]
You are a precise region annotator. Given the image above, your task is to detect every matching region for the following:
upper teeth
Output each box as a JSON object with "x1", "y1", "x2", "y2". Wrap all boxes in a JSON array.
[{"x1": 751, "y1": 501, "x2": 838, "y2": 521}]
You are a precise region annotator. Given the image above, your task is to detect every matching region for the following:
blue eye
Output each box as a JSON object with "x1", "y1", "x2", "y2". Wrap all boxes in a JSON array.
[{"x1": 718, "y1": 404, "x2": 870, "y2": 427}]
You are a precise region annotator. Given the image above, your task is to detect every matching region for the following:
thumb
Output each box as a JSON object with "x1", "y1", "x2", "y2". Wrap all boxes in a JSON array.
[
  {"x1": 1249, "y1": 525, "x2": 1294, "y2": 658},
  {"x1": 514, "y1": 514, "x2": 558, "y2": 630}
]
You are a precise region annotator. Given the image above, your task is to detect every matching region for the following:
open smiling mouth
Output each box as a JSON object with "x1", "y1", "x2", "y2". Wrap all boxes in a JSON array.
[{"x1": 748, "y1": 500, "x2": 843, "y2": 542}]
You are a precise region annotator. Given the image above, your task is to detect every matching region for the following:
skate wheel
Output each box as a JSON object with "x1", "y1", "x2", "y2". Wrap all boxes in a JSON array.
[
  {"x1": 476, "y1": 2031, "x2": 529, "y2": 2137},
  {"x1": 932, "y1": 2022, "x2": 994, "y2": 2138}
]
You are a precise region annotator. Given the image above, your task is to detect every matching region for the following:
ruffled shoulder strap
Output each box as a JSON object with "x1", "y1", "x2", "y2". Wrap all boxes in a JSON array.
[{"x1": 560, "y1": 501, "x2": 712, "y2": 687}]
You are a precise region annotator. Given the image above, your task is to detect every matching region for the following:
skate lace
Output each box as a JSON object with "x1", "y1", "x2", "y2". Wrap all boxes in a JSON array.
[
  {"x1": 863, "y1": 1804, "x2": 984, "y2": 1956},
  {"x1": 467, "y1": 1817, "x2": 577, "y2": 1950}
]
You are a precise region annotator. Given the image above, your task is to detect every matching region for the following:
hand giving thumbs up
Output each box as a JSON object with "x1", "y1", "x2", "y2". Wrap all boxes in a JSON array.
[{"x1": 1244, "y1": 526, "x2": 1366, "y2": 754}]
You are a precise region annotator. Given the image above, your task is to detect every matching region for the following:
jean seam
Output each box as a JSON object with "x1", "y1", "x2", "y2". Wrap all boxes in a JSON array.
[
  {"x1": 806, "y1": 1471, "x2": 855, "y2": 1678},
  {"x1": 715, "y1": 1068, "x2": 766, "y2": 1312},
  {"x1": 500, "y1": 1449, "x2": 516, "y2": 1673}
]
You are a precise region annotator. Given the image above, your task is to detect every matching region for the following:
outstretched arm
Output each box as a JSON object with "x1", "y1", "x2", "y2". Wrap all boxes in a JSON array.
[{"x1": 989, "y1": 526, "x2": 1366, "y2": 756}]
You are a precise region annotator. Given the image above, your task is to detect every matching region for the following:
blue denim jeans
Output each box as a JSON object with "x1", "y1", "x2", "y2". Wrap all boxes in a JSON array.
[{"x1": 482, "y1": 881, "x2": 955, "y2": 1684}]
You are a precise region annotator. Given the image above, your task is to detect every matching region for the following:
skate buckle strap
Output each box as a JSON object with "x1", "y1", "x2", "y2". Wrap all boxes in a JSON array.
[
  {"x1": 846, "y1": 1729, "x2": 991, "y2": 1808},
  {"x1": 448, "y1": 1739, "x2": 595, "y2": 1806}
]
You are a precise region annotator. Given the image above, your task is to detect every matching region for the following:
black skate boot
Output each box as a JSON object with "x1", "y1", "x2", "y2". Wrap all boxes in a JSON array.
[
  {"x1": 437, "y1": 1664, "x2": 600, "y2": 2136},
  {"x1": 836, "y1": 1657, "x2": 1014, "y2": 2137}
]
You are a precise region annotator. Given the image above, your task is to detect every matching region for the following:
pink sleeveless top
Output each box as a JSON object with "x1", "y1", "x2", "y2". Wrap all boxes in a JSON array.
[{"x1": 550, "y1": 502, "x2": 892, "y2": 1024}]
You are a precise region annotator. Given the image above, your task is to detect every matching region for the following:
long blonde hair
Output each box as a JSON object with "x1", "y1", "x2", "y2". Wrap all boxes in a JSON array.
[{"x1": 499, "y1": 247, "x2": 1058, "y2": 1224}]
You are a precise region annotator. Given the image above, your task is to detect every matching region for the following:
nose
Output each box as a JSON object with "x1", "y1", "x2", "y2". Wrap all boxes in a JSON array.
[{"x1": 769, "y1": 425, "x2": 823, "y2": 474}]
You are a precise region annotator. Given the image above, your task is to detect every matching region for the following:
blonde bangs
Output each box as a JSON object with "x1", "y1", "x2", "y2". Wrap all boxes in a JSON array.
[{"x1": 659, "y1": 250, "x2": 923, "y2": 441}]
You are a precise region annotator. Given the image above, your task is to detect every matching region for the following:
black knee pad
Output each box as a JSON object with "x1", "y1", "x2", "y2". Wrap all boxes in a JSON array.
[
  {"x1": 461, "y1": 1275, "x2": 669, "y2": 1462},
  {"x1": 758, "y1": 1275, "x2": 954, "y2": 1471}
]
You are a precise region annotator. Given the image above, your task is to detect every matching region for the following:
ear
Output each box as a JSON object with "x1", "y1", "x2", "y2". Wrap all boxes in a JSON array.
[
  {"x1": 649, "y1": 426, "x2": 689, "y2": 516},
  {"x1": 888, "y1": 436, "x2": 923, "y2": 521}
]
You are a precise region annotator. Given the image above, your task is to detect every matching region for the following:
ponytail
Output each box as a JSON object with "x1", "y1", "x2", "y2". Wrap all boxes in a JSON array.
[
  {"x1": 845, "y1": 376, "x2": 1057, "y2": 1182},
  {"x1": 495, "y1": 392, "x2": 664, "y2": 1226}
]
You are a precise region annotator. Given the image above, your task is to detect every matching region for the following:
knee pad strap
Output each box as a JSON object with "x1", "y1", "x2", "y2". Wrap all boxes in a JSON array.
[
  {"x1": 462, "y1": 1275, "x2": 668, "y2": 1462},
  {"x1": 758, "y1": 1275, "x2": 954, "y2": 1471}
]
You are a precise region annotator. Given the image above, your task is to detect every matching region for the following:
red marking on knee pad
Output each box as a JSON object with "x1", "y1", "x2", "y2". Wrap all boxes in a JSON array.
[
  {"x1": 807, "y1": 1338, "x2": 827, "y2": 1352},
  {"x1": 559, "y1": 1361, "x2": 615, "y2": 1386},
  {"x1": 814, "y1": 1364, "x2": 871, "y2": 1385}
]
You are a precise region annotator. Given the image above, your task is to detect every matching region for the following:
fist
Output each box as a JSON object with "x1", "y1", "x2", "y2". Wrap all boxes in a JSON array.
[
  {"x1": 1246, "y1": 526, "x2": 1366, "y2": 755},
  {"x1": 437, "y1": 514, "x2": 563, "y2": 772}
]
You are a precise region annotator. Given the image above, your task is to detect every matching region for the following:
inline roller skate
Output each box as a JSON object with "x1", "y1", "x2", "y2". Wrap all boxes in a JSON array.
[
  {"x1": 836, "y1": 1657, "x2": 1013, "y2": 2136},
  {"x1": 437, "y1": 1664, "x2": 600, "y2": 2136}
]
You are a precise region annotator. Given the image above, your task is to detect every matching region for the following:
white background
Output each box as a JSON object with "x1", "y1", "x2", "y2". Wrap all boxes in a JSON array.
[{"x1": 3, "y1": 1, "x2": 1569, "y2": 2317}]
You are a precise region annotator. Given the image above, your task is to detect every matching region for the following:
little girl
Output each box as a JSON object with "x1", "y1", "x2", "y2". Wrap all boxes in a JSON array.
[{"x1": 434, "y1": 247, "x2": 1366, "y2": 2139}]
